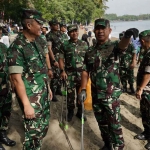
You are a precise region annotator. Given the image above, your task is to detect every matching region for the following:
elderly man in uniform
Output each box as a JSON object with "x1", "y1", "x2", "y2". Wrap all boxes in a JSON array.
[
  {"x1": 135, "y1": 30, "x2": 150, "y2": 150},
  {"x1": 78, "y1": 18, "x2": 138, "y2": 150},
  {"x1": 7, "y1": 8, "x2": 52, "y2": 150},
  {"x1": 0, "y1": 42, "x2": 16, "y2": 150},
  {"x1": 59, "y1": 24, "x2": 88, "y2": 122}
]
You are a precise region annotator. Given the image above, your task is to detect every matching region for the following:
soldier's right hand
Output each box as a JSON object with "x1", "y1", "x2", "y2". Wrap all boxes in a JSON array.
[
  {"x1": 54, "y1": 61, "x2": 59, "y2": 68},
  {"x1": 60, "y1": 71, "x2": 67, "y2": 80},
  {"x1": 24, "y1": 104, "x2": 35, "y2": 119},
  {"x1": 78, "y1": 89, "x2": 87, "y2": 102}
]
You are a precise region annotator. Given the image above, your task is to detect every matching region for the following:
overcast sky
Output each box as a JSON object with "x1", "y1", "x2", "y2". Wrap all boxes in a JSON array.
[{"x1": 105, "y1": 0, "x2": 150, "y2": 16}]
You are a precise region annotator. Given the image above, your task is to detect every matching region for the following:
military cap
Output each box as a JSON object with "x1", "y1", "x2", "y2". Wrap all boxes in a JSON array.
[
  {"x1": 20, "y1": 8, "x2": 45, "y2": 24},
  {"x1": 60, "y1": 22, "x2": 66, "y2": 27},
  {"x1": 49, "y1": 18, "x2": 59, "y2": 25},
  {"x1": 67, "y1": 24, "x2": 78, "y2": 32},
  {"x1": 94, "y1": 18, "x2": 110, "y2": 28},
  {"x1": 139, "y1": 30, "x2": 150, "y2": 38}
]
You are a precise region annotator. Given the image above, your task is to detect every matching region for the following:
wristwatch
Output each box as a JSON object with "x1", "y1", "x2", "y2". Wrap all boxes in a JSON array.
[{"x1": 48, "y1": 68, "x2": 52, "y2": 71}]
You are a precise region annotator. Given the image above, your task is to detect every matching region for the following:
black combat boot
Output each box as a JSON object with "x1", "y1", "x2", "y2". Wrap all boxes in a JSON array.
[
  {"x1": 145, "y1": 142, "x2": 150, "y2": 150},
  {"x1": 0, "y1": 130, "x2": 16, "y2": 147},
  {"x1": 122, "y1": 86, "x2": 128, "y2": 93},
  {"x1": 76, "y1": 108, "x2": 87, "y2": 121},
  {"x1": 67, "y1": 109, "x2": 74, "y2": 122},
  {"x1": 130, "y1": 84, "x2": 135, "y2": 94},
  {"x1": 100, "y1": 142, "x2": 113, "y2": 150},
  {"x1": 52, "y1": 94, "x2": 59, "y2": 102},
  {"x1": 134, "y1": 131, "x2": 149, "y2": 140},
  {"x1": 0, "y1": 143, "x2": 5, "y2": 150}
]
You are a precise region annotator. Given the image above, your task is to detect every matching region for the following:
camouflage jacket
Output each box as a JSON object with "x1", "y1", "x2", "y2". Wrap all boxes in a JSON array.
[
  {"x1": 119, "y1": 43, "x2": 136, "y2": 68},
  {"x1": 0, "y1": 42, "x2": 8, "y2": 95},
  {"x1": 7, "y1": 33, "x2": 48, "y2": 94},
  {"x1": 59, "y1": 39, "x2": 88, "y2": 80},
  {"x1": 40, "y1": 34, "x2": 48, "y2": 54},
  {"x1": 137, "y1": 48, "x2": 150, "y2": 94},
  {"x1": 83, "y1": 40, "x2": 123, "y2": 99},
  {"x1": 46, "y1": 30, "x2": 63, "y2": 55},
  {"x1": 61, "y1": 32, "x2": 68, "y2": 42}
]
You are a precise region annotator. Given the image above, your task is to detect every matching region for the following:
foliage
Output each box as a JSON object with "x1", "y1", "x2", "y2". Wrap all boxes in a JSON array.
[
  {"x1": 0, "y1": 0, "x2": 108, "y2": 24},
  {"x1": 104, "y1": 13, "x2": 150, "y2": 21}
]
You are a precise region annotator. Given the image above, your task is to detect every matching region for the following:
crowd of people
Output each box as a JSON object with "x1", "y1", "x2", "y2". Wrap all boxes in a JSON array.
[{"x1": 0, "y1": 7, "x2": 150, "y2": 150}]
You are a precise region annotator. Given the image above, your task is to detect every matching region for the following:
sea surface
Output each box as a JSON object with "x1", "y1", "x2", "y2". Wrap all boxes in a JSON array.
[{"x1": 110, "y1": 20, "x2": 150, "y2": 38}]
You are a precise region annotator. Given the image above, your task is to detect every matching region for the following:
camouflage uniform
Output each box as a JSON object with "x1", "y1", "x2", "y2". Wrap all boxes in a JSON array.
[
  {"x1": 61, "y1": 32, "x2": 68, "y2": 42},
  {"x1": 0, "y1": 42, "x2": 12, "y2": 131},
  {"x1": 137, "y1": 48, "x2": 150, "y2": 137},
  {"x1": 83, "y1": 40, "x2": 124, "y2": 150},
  {"x1": 8, "y1": 33, "x2": 50, "y2": 150},
  {"x1": 46, "y1": 30, "x2": 63, "y2": 93},
  {"x1": 59, "y1": 39, "x2": 88, "y2": 110},
  {"x1": 119, "y1": 43, "x2": 136, "y2": 90}
]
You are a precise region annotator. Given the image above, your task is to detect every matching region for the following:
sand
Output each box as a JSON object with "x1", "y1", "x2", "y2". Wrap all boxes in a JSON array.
[
  {"x1": 2, "y1": 66, "x2": 146, "y2": 150},
  {"x1": 4, "y1": 30, "x2": 146, "y2": 150}
]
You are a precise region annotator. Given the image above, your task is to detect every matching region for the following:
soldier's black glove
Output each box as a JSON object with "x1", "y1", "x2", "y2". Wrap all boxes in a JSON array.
[
  {"x1": 78, "y1": 89, "x2": 87, "y2": 102},
  {"x1": 124, "y1": 28, "x2": 139, "y2": 40}
]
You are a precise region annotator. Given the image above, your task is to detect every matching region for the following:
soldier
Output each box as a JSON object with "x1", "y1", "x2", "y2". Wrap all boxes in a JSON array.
[
  {"x1": 46, "y1": 19, "x2": 63, "y2": 101},
  {"x1": 135, "y1": 30, "x2": 150, "y2": 150},
  {"x1": 7, "y1": 8, "x2": 52, "y2": 150},
  {"x1": 0, "y1": 42, "x2": 16, "y2": 150},
  {"x1": 42, "y1": 25, "x2": 48, "y2": 36},
  {"x1": 119, "y1": 32, "x2": 137, "y2": 93},
  {"x1": 78, "y1": 18, "x2": 138, "y2": 150},
  {"x1": 59, "y1": 22, "x2": 69, "y2": 41},
  {"x1": 59, "y1": 24, "x2": 88, "y2": 121}
]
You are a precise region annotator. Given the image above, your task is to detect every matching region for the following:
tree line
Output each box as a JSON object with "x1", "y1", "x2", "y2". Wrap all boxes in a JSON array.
[
  {"x1": 104, "y1": 13, "x2": 150, "y2": 21},
  {"x1": 0, "y1": 0, "x2": 108, "y2": 25}
]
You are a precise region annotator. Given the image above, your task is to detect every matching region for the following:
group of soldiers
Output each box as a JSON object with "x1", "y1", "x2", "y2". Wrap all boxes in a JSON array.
[{"x1": 0, "y1": 7, "x2": 150, "y2": 150}]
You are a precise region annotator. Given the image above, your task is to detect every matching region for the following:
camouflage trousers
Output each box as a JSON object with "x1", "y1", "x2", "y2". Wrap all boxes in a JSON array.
[
  {"x1": 92, "y1": 92, "x2": 124, "y2": 150},
  {"x1": 119, "y1": 67, "x2": 134, "y2": 88},
  {"x1": 17, "y1": 88, "x2": 50, "y2": 150},
  {"x1": 0, "y1": 92, "x2": 12, "y2": 130},
  {"x1": 67, "y1": 74, "x2": 82, "y2": 110},
  {"x1": 140, "y1": 93, "x2": 150, "y2": 137},
  {"x1": 50, "y1": 66, "x2": 61, "y2": 93}
]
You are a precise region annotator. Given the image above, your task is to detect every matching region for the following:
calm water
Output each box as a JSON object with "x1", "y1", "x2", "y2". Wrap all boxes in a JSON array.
[{"x1": 110, "y1": 20, "x2": 150, "y2": 38}]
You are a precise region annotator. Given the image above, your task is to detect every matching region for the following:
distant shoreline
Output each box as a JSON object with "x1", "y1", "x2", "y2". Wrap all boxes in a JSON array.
[{"x1": 111, "y1": 36, "x2": 118, "y2": 41}]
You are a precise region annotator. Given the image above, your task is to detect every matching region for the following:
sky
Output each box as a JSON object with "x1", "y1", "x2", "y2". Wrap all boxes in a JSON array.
[{"x1": 105, "y1": 0, "x2": 150, "y2": 16}]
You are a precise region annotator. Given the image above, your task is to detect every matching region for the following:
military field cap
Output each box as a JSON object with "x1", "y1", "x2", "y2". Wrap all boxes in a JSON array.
[
  {"x1": 20, "y1": 8, "x2": 46, "y2": 24},
  {"x1": 94, "y1": 18, "x2": 110, "y2": 28},
  {"x1": 49, "y1": 18, "x2": 59, "y2": 25},
  {"x1": 67, "y1": 24, "x2": 78, "y2": 32},
  {"x1": 139, "y1": 30, "x2": 150, "y2": 38},
  {"x1": 60, "y1": 22, "x2": 66, "y2": 27}
]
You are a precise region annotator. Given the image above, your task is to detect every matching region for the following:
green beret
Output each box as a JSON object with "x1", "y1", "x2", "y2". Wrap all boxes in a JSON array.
[
  {"x1": 139, "y1": 30, "x2": 150, "y2": 38},
  {"x1": 67, "y1": 24, "x2": 78, "y2": 32},
  {"x1": 20, "y1": 8, "x2": 45, "y2": 24},
  {"x1": 94, "y1": 18, "x2": 110, "y2": 29}
]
